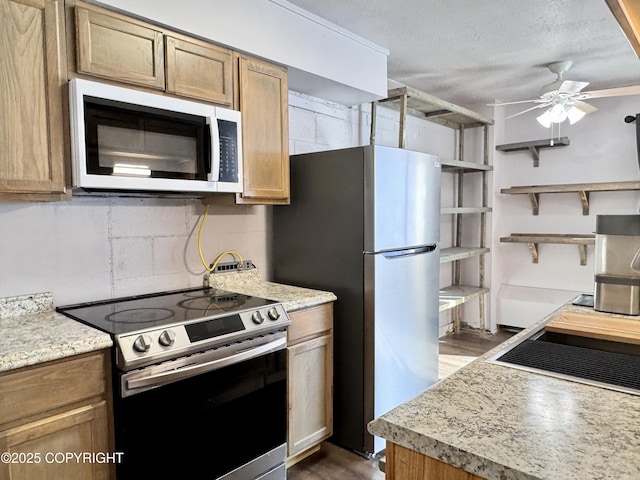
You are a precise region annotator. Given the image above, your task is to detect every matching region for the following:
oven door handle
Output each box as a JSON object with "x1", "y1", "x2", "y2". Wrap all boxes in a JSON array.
[{"x1": 125, "y1": 337, "x2": 286, "y2": 391}]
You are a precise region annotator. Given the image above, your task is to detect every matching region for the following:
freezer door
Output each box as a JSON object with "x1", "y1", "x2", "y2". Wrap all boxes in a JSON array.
[
  {"x1": 366, "y1": 245, "x2": 439, "y2": 454},
  {"x1": 364, "y1": 145, "x2": 441, "y2": 252}
]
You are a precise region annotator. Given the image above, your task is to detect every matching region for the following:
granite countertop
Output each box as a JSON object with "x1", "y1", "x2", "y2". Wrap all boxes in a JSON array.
[
  {"x1": 0, "y1": 272, "x2": 334, "y2": 374},
  {"x1": 368, "y1": 303, "x2": 640, "y2": 480},
  {"x1": 207, "y1": 268, "x2": 336, "y2": 311},
  {"x1": 0, "y1": 292, "x2": 112, "y2": 373}
]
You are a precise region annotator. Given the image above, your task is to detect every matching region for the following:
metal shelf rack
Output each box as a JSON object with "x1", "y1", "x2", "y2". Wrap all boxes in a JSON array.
[{"x1": 371, "y1": 86, "x2": 494, "y2": 333}]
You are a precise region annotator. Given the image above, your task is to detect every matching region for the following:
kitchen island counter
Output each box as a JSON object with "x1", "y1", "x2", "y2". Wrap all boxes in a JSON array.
[
  {"x1": 368, "y1": 304, "x2": 640, "y2": 480},
  {"x1": 0, "y1": 292, "x2": 112, "y2": 373},
  {"x1": 207, "y1": 268, "x2": 337, "y2": 312}
]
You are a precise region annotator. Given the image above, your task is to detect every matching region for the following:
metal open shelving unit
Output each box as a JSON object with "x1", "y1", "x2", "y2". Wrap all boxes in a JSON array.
[{"x1": 371, "y1": 86, "x2": 494, "y2": 333}]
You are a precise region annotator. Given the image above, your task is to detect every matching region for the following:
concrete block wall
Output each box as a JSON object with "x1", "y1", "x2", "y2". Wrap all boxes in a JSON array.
[
  {"x1": 1, "y1": 88, "x2": 463, "y2": 338},
  {"x1": 0, "y1": 197, "x2": 268, "y2": 305}
]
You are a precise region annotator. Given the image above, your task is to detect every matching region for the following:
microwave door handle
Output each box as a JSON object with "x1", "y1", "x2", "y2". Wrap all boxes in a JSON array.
[{"x1": 208, "y1": 116, "x2": 220, "y2": 181}]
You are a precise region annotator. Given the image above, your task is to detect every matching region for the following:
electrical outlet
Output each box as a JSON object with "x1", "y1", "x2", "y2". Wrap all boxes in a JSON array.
[{"x1": 211, "y1": 260, "x2": 254, "y2": 273}]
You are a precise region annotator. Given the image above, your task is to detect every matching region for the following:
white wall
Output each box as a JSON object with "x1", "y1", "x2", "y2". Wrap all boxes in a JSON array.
[{"x1": 492, "y1": 95, "x2": 640, "y2": 328}]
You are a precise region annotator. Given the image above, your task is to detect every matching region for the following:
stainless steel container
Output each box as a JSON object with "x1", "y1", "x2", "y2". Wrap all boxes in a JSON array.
[{"x1": 594, "y1": 215, "x2": 640, "y2": 315}]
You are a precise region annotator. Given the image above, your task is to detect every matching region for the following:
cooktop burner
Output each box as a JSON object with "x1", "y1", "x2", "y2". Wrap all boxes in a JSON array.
[
  {"x1": 57, "y1": 286, "x2": 290, "y2": 371},
  {"x1": 56, "y1": 287, "x2": 275, "y2": 335}
]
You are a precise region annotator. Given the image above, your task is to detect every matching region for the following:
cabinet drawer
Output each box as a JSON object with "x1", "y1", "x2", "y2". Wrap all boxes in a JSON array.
[
  {"x1": 0, "y1": 352, "x2": 107, "y2": 426},
  {"x1": 75, "y1": 5, "x2": 165, "y2": 89},
  {"x1": 288, "y1": 303, "x2": 333, "y2": 345}
]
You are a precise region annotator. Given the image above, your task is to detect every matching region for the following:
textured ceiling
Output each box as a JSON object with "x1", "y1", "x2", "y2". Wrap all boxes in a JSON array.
[{"x1": 285, "y1": 0, "x2": 640, "y2": 108}]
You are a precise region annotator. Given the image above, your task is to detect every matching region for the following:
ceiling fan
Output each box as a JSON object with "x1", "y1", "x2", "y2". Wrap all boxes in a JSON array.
[{"x1": 490, "y1": 60, "x2": 640, "y2": 127}]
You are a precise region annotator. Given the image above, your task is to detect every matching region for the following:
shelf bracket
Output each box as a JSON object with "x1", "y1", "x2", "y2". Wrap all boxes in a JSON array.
[
  {"x1": 527, "y1": 242, "x2": 539, "y2": 263},
  {"x1": 528, "y1": 146, "x2": 541, "y2": 167},
  {"x1": 398, "y1": 93, "x2": 408, "y2": 149},
  {"x1": 495, "y1": 137, "x2": 569, "y2": 167},
  {"x1": 528, "y1": 193, "x2": 540, "y2": 215},
  {"x1": 578, "y1": 190, "x2": 590, "y2": 215},
  {"x1": 578, "y1": 244, "x2": 588, "y2": 266}
]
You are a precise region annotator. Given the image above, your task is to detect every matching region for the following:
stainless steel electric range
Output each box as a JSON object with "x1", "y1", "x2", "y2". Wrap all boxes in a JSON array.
[{"x1": 57, "y1": 286, "x2": 290, "y2": 480}]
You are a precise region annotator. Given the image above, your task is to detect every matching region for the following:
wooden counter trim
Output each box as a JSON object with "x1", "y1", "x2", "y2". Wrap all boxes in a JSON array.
[
  {"x1": 386, "y1": 442, "x2": 484, "y2": 480},
  {"x1": 545, "y1": 311, "x2": 640, "y2": 345}
]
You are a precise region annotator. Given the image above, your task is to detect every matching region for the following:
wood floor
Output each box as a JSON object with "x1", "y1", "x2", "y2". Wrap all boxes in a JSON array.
[
  {"x1": 287, "y1": 329, "x2": 515, "y2": 480},
  {"x1": 438, "y1": 329, "x2": 514, "y2": 378}
]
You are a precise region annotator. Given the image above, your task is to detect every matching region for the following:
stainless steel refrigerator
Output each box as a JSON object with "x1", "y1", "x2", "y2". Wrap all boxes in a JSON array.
[{"x1": 273, "y1": 145, "x2": 440, "y2": 456}]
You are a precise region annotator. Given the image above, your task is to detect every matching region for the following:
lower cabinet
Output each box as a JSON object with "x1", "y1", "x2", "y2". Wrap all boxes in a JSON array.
[
  {"x1": 287, "y1": 302, "x2": 333, "y2": 464},
  {"x1": 386, "y1": 442, "x2": 485, "y2": 480},
  {"x1": 0, "y1": 350, "x2": 113, "y2": 480}
]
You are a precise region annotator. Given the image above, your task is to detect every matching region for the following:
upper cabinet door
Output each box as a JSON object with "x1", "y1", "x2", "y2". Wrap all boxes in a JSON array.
[
  {"x1": 165, "y1": 36, "x2": 233, "y2": 107},
  {"x1": 75, "y1": 5, "x2": 165, "y2": 89},
  {"x1": 0, "y1": 0, "x2": 67, "y2": 198},
  {"x1": 237, "y1": 55, "x2": 290, "y2": 204}
]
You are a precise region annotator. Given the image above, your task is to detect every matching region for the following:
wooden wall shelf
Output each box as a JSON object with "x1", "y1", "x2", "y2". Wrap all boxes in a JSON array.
[
  {"x1": 440, "y1": 247, "x2": 490, "y2": 263},
  {"x1": 441, "y1": 207, "x2": 492, "y2": 215},
  {"x1": 439, "y1": 286, "x2": 490, "y2": 312},
  {"x1": 440, "y1": 158, "x2": 493, "y2": 173},
  {"x1": 495, "y1": 137, "x2": 569, "y2": 167},
  {"x1": 500, "y1": 233, "x2": 595, "y2": 265},
  {"x1": 500, "y1": 181, "x2": 640, "y2": 215}
]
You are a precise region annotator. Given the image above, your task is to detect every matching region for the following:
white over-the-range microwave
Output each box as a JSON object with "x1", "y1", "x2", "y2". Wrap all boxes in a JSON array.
[{"x1": 69, "y1": 78, "x2": 243, "y2": 194}]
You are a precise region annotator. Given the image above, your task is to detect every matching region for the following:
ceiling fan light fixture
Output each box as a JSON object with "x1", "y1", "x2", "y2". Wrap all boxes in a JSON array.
[
  {"x1": 536, "y1": 110, "x2": 552, "y2": 128},
  {"x1": 566, "y1": 105, "x2": 586, "y2": 124},
  {"x1": 549, "y1": 103, "x2": 568, "y2": 123}
]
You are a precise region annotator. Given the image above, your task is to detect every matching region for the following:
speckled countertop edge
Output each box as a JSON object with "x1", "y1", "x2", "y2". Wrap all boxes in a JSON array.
[
  {"x1": 207, "y1": 268, "x2": 337, "y2": 311},
  {"x1": 368, "y1": 303, "x2": 640, "y2": 480},
  {"x1": 0, "y1": 293, "x2": 112, "y2": 373},
  {"x1": 0, "y1": 291, "x2": 54, "y2": 319}
]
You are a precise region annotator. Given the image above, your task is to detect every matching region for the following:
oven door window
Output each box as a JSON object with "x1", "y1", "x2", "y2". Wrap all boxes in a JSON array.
[
  {"x1": 84, "y1": 97, "x2": 209, "y2": 180},
  {"x1": 114, "y1": 349, "x2": 286, "y2": 480}
]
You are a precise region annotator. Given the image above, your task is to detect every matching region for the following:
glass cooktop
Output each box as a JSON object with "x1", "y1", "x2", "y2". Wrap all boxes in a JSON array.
[{"x1": 56, "y1": 287, "x2": 276, "y2": 335}]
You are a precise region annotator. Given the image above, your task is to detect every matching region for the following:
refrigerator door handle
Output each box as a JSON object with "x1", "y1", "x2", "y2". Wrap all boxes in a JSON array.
[{"x1": 364, "y1": 244, "x2": 438, "y2": 258}]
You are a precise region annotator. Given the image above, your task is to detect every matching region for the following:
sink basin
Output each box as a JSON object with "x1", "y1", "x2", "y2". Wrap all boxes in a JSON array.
[{"x1": 487, "y1": 321, "x2": 640, "y2": 396}]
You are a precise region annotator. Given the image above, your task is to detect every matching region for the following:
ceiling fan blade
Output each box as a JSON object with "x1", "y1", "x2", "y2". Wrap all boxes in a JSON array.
[
  {"x1": 557, "y1": 80, "x2": 589, "y2": 95},
  {"x1": 505, "y1": 104, "x2": 548, "y2": 119},
  {"x1": 487, "y1": 99, "x2": 543, "y2": 106},
  {"x1": 582, "y1": 84, "x2": 640, "y2": 98},
  {"x1": 572, "y1": 100, "x2": 598, "y2": 114}
]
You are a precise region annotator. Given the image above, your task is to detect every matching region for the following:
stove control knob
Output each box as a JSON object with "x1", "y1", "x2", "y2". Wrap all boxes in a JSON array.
[
  {"x1": 159, "y1": 329, "x2": 177, "y2": 347},
  {"x1": 267, "y1": 307, "x2": 280, "y2": 321},
  {"x1": 133, "y1": 334, "x2": 153, "y2": 353},
  {"x1": 252, "y1": 311, "x2": 265, "y2": 324}
]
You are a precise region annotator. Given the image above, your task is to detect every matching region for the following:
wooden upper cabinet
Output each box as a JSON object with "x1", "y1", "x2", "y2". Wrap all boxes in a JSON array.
[
  {"x1": 0, "y1": 0, "x2": 67, "y2": 199},
  {"x1": 165, "y1": 36, "x2": 233, "y2": 106},
  {"x1": 75, "y1": 5, "x2": 165, "y2": 89},
  {"x1": 237, "y1": 55, "x2": 290, "y2": 204}
]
